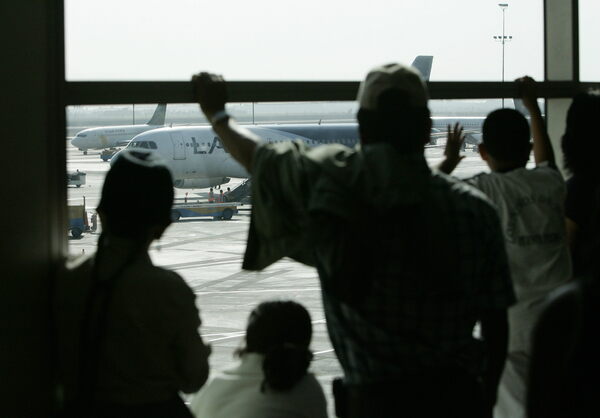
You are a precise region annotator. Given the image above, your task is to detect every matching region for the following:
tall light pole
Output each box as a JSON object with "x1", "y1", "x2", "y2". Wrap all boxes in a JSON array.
[{"x1": 494, "y1": 3, "x2": 512, "y2": 108}]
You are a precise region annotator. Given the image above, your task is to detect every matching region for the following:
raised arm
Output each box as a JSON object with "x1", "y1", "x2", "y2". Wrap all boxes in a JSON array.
[
  {"x1": 192, "y1": 73, "x2": 261, "y2": 172},
  {"x1": 516, "y1": 76, "x2": 556, "y2": 167},
  {"x1": 438, "y1": 123, "x2": 465, "y2": 174}
]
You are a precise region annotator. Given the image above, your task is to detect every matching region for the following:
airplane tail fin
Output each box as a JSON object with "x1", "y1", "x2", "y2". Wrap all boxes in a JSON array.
[
  {"x1": 410, "y1": 56, "x2": 433, "y2": 81},
  {"x1": 147, "y1": 103, "x2": 167, "y2": 125}
]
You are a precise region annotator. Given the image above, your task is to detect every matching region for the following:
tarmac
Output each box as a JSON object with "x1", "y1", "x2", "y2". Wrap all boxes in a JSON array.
[{"x1": 66, "y1": 139, "x2": 496, "y2": 414}]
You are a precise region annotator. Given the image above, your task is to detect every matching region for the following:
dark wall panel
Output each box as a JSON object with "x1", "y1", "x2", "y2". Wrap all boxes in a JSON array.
[{"x1": 0, "y1": 1, "x2": 64, "y2": 415}]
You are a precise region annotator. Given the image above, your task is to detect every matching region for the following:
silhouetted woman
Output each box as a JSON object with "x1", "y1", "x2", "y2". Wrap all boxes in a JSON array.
[
  {"x1": 190, "y1": 300, "x2": 327, "y2": 418},
  {"x1": 55, "y1": 150, "x2": 211, "y2": 418}
]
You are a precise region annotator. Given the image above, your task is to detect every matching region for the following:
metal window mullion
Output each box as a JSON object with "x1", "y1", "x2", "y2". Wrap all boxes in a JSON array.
[
  {"x1": 65, "y1": 81, "x2": 582, "y2": 106},
  {"x1": 544, "y1": 0, "x2": 579, "y2": 177}
]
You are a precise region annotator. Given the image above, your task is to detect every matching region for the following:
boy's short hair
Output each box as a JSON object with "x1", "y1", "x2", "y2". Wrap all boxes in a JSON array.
[{"x1": 482, "y1": 108, "x2": 531, "y2": 164}]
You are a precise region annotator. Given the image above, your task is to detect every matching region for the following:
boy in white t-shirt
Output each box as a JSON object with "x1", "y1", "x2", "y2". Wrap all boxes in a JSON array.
[{"x1": 439, "y1": 77, "x2": 571, "y2": 418}]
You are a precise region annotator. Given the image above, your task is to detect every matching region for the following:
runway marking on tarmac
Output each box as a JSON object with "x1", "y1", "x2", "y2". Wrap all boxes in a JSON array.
[
  {"x1": 204, "y1": 249, "x2": 248, "y2": 256},
  {"x1": 207, "y1": 333, "x2": 246, "y2": 343},
  {"x1": 170, "y1": 260, "x2": 244, "y2": 271},
  {"x1": 196, "y1": 287, "x2": 321, "y2": 295},
  {"x1": 190, "y1": 270, "x2": 257, "y2": 291},
  {"x1": 314, "y1": 349, "x2": 335, "y2": 355},
  {"x1": 190, "y1": 268, "x2": 293, "y2": 292},
  {"x1": 202, "y1": 332, "x2": 246, "y2": 338},
  {"x1": 158, "y1": 230, "x2": 247, "y2": 250},
  {"x1": 159, "y1": 256, "x2": 242, "y2": 270},
  {"x1": 226, "y1": 269, "x2": 292, "y2": 291},
  {"x1": 204, "y1": 318, "x2": 327, "y2": 343}
]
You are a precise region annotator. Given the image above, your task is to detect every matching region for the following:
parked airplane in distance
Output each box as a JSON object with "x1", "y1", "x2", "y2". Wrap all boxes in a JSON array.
[
  {"x1": 71, "y1": 103, "x2": 167, "y2": 154},
  {"x1": 124, "y1": 116, "x2": 483, "y2": 189}
]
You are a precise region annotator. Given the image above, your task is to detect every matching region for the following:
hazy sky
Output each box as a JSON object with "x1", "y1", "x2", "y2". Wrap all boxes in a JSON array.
[{"x1": 65, "y1": 0, "x2": 599, "y2": 82}]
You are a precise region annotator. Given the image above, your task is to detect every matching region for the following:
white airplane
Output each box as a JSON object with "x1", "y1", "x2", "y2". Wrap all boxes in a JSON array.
[
  {"x1": 71, "y1": 103, "x2": 167, "y2": 154},
  {"x1": 122, "y1": 124, "x2": 357, "y2": 188},
  {"x1": 123, "y1": 116, "x2": 484, "y2": 189},
  {"x1": 120, "y1": 56, "x2": 489, "y2": 189}
]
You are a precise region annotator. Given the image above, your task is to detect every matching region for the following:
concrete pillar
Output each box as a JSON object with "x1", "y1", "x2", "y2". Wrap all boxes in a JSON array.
[{"x1": 0, "y1": 1, "x2": 65, "y2": 415}]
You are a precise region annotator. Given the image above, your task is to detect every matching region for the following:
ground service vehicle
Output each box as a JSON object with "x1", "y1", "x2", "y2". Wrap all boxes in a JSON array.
[
  {"x1": 170, "y1": 202, "x2": 239, "y2": 221},
  {"x1": 67, "y1": 170, "x2": 86, "y2": 187},
  {"x1": 100, "y1": 147, "x2": 121, "y2": 162}
]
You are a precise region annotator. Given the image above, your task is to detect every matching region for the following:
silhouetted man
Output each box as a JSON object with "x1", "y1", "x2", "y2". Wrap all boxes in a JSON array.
[{"x1": 193, "y1": 64, "x2": 514, "y2": 417}]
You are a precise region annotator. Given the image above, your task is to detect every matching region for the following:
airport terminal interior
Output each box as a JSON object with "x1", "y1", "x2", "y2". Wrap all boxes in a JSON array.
[{"x1": 2, "y1": 0, "x2": 600, "y2": 416}]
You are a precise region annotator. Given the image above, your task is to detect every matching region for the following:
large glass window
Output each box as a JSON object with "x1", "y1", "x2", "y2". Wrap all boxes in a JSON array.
[
  {"x1": 65, "y1": 0, "x2": 543, "y2": 81},
  {"x1": 66, "y1": 99, "x2": 511, "y2": 410},
  {"x1": 67, "y1": 98, "x2": 542, "y2": 248},
  {"x1": 579, "y1": 0, "x2": 600, "y2": 81},
  {"x1": 64, "y1": 3, "x2": 551, "y2": 414}
]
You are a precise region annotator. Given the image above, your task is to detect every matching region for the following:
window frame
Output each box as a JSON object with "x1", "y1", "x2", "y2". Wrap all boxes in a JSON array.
[
  {"x1": 65, "y1": 80, "x2": 597, "y2": 105},
  {"x1": 62, "y1": 0, "x2": 600, "y2": 105},
  {"x1": 59, "y1": 0, "x2": 599, "y2": 250}
]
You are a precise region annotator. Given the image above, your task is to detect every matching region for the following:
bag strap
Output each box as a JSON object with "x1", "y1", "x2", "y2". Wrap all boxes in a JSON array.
[{"x1": 75, "y1": 234, "x2": 143, "y2": 410}]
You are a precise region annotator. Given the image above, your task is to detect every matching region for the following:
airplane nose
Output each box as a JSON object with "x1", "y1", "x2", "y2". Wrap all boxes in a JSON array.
[
  {"x1": 109, "y1": 150, "x2": 123, "y2": 166},
  {"x1": 71, "y1": 137, "x2": 83, "y2": 148}
]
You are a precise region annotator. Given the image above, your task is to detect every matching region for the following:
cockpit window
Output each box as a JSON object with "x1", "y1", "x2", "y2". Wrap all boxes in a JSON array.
[
  {"x1": 77, "y1": 133, "x2": 87, "y2": 137},
  {"x1": 130, "y1": 141, "x2": 151, "y2": 149},
  {"x1": 128, "y1": 141, "x2": 157, "y2": 149}
]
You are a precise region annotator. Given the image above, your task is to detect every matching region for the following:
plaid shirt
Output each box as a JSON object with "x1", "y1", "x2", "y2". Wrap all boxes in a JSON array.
[{"x1": 245, "y1": 141, "x2": 515, "y2": 384}]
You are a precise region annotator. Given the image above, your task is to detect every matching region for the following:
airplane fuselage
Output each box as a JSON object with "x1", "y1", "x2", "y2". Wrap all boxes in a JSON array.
[
  {"x1": 71, "y1": 103, "x2": 168, "y2": 152},
  {"x1": 71, "y1": 124, "x2": 162, "y2": 151},
  {"x1": 127, "y1": 117, "x2": 484, "y2": 189},
  {"x1": 127, "y1": 124, "x2": 358, "y2": 181}
]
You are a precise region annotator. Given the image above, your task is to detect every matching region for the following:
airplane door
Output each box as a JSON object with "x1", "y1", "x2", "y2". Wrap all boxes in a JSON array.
[{"x1": 170, "y1": 133, "x2": 186, "y2": 160}]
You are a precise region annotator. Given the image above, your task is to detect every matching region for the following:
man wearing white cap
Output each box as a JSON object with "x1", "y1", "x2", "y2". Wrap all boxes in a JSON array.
[{"x1": 192, "y1": 64, "x2": 514, "y2": 418}]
